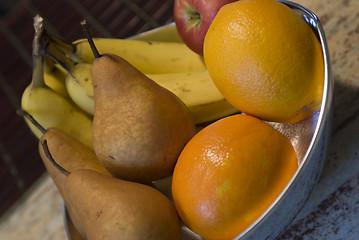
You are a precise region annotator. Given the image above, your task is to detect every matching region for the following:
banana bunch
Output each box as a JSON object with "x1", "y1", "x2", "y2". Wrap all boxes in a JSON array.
[
  {"x1": 43, "y1": 30, "x2": 239, "y2": 125},
  {"x1": 21, "y1": 16, "x2": 93, "y2": 150},
  {"x1": 46, "y1": 33, "x2": 207, "y2": 74},
  {"x1": 64, "y1": 66, "x2": 238, "y2": 124},
  {"x1": 147, "y1": 71, "x2": 239, "y2": 124},
  {"x1": 43, "y1": 55, "x2": 70, "y2": 99},
  {"x1": 23, "y1": 16, "x2": 239, "y2": 147}
]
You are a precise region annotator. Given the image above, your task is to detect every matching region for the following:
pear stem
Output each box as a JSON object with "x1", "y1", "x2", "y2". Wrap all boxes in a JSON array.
[
  {"x1": 41, "y1": 139, "x2": 70, "y2": 177},
  {"x1": 17, "y1": 109, "x2": 46, "y2": 134},
  {"x1": 80, "y1": 20, "x2": 100, "y2": 59}
]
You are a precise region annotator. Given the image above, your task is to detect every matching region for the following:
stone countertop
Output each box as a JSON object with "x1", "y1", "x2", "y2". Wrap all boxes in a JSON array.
[
  {"x1": 0, "y1": 174, "x2": 67, "y2": 239},
  {"x1": 1, "y1": 0, "x2": 359, "y2": 239}
]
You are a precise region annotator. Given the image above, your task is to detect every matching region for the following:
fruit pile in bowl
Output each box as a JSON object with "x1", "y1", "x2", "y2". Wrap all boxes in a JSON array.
[{"x1": 19, "y1": 0, "x2": 332, "y2": 239}]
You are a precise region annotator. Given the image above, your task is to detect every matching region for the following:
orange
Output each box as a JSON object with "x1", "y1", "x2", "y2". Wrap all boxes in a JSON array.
[
  {"x1": 172, "y1": 114, "x2": 298, "y2": 240},
  {"x1": 203, "y1": 0, "x2": 324, "y2": 123}
]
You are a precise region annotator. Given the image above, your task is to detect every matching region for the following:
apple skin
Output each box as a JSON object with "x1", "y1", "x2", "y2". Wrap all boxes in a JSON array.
[{"x1": 174, "y1": 0, "x2": 236, "y2": 55}]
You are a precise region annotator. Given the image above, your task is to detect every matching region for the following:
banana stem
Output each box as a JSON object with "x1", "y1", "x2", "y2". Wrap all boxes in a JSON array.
[
  {"x1": 45, "y1": 41, "x2": 76, "y2": 74},
  {"x1": 33, "y1": 16, "x2": 81, "y2": 75},
  {"x1": 47, "y1": 35, "x2": 83, "y2": 63},
  {"x1": 47, "y1": 35, "x2": 75, "y2": 55},
  {"x1": 41, "y1": 139, "x2": 70, "y2": 177},
  {"x1": 31, "y1": 15, "x2": 47, "y2": 89},
  {"x1": 31, "y1": 54, "x2": 46, "y2": 89}
]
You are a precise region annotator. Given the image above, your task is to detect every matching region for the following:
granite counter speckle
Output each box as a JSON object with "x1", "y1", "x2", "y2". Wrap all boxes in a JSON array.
[
  {"x1": 1, "y1": 0, "x2": 359, "y2": 239},
  {"x1": 0, "y1": 174, "x2": 67, "y2": 239}
]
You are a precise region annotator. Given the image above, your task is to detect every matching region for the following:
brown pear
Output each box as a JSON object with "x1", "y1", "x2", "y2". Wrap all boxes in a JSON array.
[
  {"x1": 91, "y1": 52, "x2": 196, "y2": 183},
  {"x1": 65, "y1": 168, "x2": 181, "y2": 240},
  {"x1": 38, "y1": 128, "x2": 111, "y2": 239},
  {"x1": 19, "y1": 109, "x2": 111, "y2": 238}
]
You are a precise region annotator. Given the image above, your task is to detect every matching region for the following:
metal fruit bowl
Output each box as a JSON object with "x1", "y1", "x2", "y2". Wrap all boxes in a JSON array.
[{"x1": 63, "y1": 0, "x2": 333, "y2": 239}]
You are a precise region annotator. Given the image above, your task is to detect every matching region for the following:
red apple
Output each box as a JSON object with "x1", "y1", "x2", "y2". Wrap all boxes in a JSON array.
[{"x1": 174, "y1": 0, "x2": 236, "y2": 55}]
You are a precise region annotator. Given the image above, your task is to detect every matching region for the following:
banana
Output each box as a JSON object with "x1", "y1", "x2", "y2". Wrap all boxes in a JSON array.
[
  {"x1": 43, "y1": 55, "x2": 70, "y2": 99},
  {"x1": 21, "y1": 15, "x2": 93, "y2": 150},
  {"x1": 65, "y1": 63, "x2": 94, "y2": 114},
  {"x1": 148, "y1": 71, "x2": 240, "y2": 124},
  {"x1": 45, "y1": 34, "x2": 239, "y2": 124},
  {"x1": 42, "y1": 19, "x2": 238, "y2": 124},
  {"x1": 46, "y1": 34, "x2": 207, "y2": 74},
  {"x1": 65, "y1": 64, "x2": 239, "y2": 124}
]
